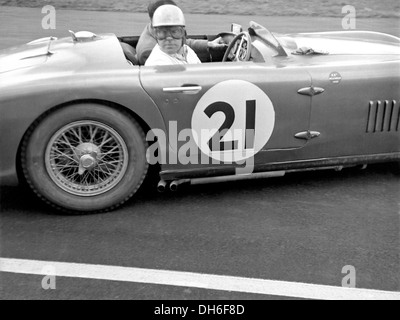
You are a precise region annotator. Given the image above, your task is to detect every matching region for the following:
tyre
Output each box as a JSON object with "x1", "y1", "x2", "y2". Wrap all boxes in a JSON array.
[
  {"x1": 390, "y1": 161, "x2": 400, "y2": 175},
  {"x1": 21, "y1": 103, "x2": 149, "y2": 214}
]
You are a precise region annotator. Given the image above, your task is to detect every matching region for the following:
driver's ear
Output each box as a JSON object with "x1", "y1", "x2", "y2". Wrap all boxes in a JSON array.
[{"x1": 183, "y1": 29, "x2": 188, "y2": 45}]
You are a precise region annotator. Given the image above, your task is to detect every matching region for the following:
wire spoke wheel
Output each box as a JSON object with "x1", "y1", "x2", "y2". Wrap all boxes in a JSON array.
[
  {"x1": 22, "y1": 104, "x2": 149, "y2": 214},
  {"x1": 46, "y1": 121, "x2": 129, "y2": 196}
]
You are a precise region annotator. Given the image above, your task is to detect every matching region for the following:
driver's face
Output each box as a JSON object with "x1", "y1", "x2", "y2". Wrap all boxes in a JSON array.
[
  {"x1": 155, "y1": 26, "x2": 184, "y2": 55},
  {"x1": 158, "y1": 37, "x2": 183, "y2": 55}
]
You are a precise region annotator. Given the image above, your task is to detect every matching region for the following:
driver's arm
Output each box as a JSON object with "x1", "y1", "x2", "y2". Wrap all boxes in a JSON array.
[{"x1": 187, "y1": 38, "x2": 226, "y2": 53}]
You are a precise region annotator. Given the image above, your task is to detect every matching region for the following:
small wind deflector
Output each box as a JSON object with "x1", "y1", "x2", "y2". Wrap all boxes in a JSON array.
[
  {"x1": 292, "y1": 47, "x2": 329, "y2": 55},
  {"x1": 69, "y1": 30, "x2": 100, "y2": 42}
]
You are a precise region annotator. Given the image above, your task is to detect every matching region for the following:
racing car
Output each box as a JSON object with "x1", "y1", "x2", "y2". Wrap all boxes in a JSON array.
[{"x1": 0, "y1": 21, "x2": 399, "y2": 214}]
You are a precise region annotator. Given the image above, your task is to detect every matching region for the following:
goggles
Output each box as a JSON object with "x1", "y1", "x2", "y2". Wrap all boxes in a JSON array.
[{"x1": 155, "y1": 27, "x2": 185, "y2": 40}]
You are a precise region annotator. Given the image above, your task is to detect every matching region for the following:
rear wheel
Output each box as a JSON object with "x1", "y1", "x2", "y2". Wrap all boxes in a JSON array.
[{"x1": 21, "y1": 103, "x2": 148, "y2": 214}]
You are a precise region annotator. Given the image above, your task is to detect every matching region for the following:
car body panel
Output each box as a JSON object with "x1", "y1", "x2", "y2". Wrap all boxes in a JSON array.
[
  {"x1": 0, "y1": 27, "x2": 399, "y2": 187},
  {"x1": 0, "y1": 34, "x2": 166, "y2": 185},
  {"x1": 306, "y1": 60, "x2": 400, "y2": 158},
  {"x1": 285, "y1": 31, "x2": 400, "y2": 55},
  {"x1": 140, "y1": 62, "x2": 313, "y2": 172}
]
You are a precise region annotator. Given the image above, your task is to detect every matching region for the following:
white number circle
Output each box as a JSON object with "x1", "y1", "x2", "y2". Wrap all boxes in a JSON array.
[{"x1": 191, "y1": 80, "x2": 275, "y2": 162}]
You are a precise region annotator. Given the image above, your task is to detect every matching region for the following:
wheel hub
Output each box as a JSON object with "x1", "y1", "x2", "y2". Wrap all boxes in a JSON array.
[
  {"x1": 75, "y1": 143, "x2": 101, "y2": 172},
  {"x1": 80, "y1": 154, "x2": 96, "y2": 170}
]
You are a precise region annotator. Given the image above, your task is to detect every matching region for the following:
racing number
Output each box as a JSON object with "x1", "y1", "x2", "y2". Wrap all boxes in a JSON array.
[
  {"x1": 191, "y1": 80, "x2": 275, "y2": 163},
  {"x1": 205, "y1": 100, "x2": 256, "y2": 151}
]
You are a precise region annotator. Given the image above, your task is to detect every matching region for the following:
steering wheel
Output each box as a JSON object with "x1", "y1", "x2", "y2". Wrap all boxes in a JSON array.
[{"x1": 222, "y1": 32, "x2": 252, "y2": 62}]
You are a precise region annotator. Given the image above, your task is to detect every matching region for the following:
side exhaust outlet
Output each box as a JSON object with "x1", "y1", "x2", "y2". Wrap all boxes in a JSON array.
[
  {"x1": 157, "y1": 180, "x2": 168, "y2": 193},
  {"x1": 169, "y1": 179, "x2": 190, "y2": 192}
]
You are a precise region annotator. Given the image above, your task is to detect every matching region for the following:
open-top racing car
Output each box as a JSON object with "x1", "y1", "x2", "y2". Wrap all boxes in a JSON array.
[{"x1": 0, "y1": 21, "x2": 399, "y2": 213}]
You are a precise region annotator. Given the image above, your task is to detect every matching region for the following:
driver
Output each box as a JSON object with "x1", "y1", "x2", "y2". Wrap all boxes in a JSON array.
[
  {"x1": 145, "y1": 5, "x2": 202, "y2": 66},
  {"x1": 137, "y1": 0, "x2": 226, "y2": 65}
]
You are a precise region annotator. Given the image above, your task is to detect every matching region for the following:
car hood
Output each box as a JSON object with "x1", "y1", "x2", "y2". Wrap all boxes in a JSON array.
[
  {"x1": 0, "y1": 33, "x2": 127, "y2": 75},
  {"x1": 0, "y1": 37, "x2": 52, "y2": 73},
  {"x1": 279, "y1": 31, "x2": 400, "y2": 55}
]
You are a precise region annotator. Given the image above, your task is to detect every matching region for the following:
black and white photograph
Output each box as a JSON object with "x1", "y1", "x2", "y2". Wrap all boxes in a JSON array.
[{"x1": 0, "y1": 0, "x2": 399, "y2": 303}]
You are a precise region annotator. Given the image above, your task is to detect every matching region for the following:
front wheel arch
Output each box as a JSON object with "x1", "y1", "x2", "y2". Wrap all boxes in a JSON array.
[
  {"x1": 17, "y1": 99, "x2": 154, "y2": 187},
  {"x1": 20, "y1": 102, "x2": 150, "y2": 214}
]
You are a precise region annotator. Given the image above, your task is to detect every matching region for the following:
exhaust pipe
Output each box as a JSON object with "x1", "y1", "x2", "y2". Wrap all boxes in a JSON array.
[
  {"x1": 190, "y1": 171, "x2": 285, "y2": 186},
  {"x1": 169, "y1": 171, "x2": 286, "y2": 191},
  {"x1": 169, "y1": 179, "x2": 190, "y2": 192},
  {"x1": 157, "y1": 180, "x2": 168, "y2": 193},
  {"x1": 165, "y1": 164, "x2": 367, "y2": 193}
]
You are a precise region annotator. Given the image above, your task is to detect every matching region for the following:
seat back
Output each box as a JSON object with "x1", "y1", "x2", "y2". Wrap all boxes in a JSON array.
[{"x1": 120, "y1": 42, "x2": 139, "y2": 65}]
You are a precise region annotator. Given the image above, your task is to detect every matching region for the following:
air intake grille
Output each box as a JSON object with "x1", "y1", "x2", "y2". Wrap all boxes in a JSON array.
[{"x1": 366, "y1": 100, "x2": 399, "y2": 133}]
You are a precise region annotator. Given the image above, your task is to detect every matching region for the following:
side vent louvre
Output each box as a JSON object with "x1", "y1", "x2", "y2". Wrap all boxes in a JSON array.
[{"x1": 366, "y1": 100, "x2": 400, "y2": 133}]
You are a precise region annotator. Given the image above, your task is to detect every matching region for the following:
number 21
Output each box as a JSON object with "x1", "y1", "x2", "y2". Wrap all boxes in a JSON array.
[{"x1": 205, "y1": 100, "x2": 256, "y2": 152}]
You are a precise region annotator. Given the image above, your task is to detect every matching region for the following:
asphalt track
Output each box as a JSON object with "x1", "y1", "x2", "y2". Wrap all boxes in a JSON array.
[{"x1": 0, "y1": 7, "x2": 399, "y2": 300}]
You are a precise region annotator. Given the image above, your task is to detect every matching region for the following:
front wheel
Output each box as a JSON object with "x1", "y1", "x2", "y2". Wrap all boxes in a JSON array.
[{"x1": 21, "y1": 103, "x2": 148, "y2": 214}]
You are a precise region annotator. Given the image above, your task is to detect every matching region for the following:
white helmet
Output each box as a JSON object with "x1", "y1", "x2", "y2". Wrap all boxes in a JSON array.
[{"x1": 152, "y1": 4, "x2": 186, "y2": 27}]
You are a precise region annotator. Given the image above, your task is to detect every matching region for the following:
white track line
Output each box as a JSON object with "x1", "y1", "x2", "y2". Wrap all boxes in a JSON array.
[{"x1": 1, "y1": 258, "x2": 399, "y2": 300}]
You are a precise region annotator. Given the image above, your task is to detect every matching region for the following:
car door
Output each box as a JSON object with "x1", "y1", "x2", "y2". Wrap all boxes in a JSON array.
[{"x1": 140, "y1": 62, "x2": 312, "y2": 169}]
